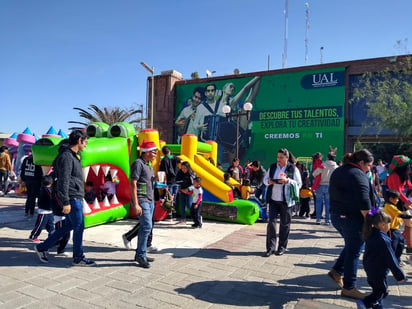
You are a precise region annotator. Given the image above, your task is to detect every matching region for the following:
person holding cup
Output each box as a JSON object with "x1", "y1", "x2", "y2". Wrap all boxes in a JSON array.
[{"x1": 263, "y1": 148, "x2": 302, "y2": 257}]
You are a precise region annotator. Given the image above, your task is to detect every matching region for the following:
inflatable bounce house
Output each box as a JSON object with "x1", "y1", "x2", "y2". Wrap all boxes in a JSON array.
[
  {"x1": 3, "y1": 126, "x2": 68, "y2": 177},
  {"x1": 2, "y1": 126, "x2": 68, "y2": 195},
  {"x1": 31, "y1": 122, "x2": 259, "y2": 228}
]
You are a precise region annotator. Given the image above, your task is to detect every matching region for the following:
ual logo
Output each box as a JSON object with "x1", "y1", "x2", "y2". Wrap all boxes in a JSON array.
[{"x1": 312, "y1": 73, "x2": 339, "y2": 87}]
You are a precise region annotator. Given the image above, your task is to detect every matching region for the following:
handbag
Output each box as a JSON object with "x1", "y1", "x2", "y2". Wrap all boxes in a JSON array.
[{"x1": 161, "y1": 190, "x2": 175, "y2": 212}]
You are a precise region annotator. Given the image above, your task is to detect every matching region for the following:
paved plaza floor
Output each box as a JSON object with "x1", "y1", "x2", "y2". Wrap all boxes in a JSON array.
[{"x1": 0, "y1": 195, "x2": 411, "y2": 309}]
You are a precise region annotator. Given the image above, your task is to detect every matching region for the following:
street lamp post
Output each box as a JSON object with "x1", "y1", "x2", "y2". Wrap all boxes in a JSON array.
[
  {"x1": 140, "y1": 61, "x2": 154, "y2": 128},
  {"x1": 222, "y1": 102, "x2": 253, "y2": 159}
]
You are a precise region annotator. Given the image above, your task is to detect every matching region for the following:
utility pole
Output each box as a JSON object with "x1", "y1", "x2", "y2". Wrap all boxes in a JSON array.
[
  {"x1": 282, "y1": 0, "x2": 289, "y2": 68},
  {"x1": 305, "y1": 2, "x2": 310, "y2": 65}
]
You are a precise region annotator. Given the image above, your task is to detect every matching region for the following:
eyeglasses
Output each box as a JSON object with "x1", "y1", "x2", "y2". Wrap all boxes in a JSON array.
[{"x1": 150, "y1": 150, "x2": 158, "y2": 154}]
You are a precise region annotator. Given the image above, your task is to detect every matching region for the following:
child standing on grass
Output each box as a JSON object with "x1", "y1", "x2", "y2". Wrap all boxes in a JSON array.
[
  {"x1": 191, "y1": 177, "x2": 203, "y2": 228},
  {"x1": 29, "y1": 175, "x2": 54, "y2": 241},
  {"x1": 357, "y1": 210, "x2": 406, "y2": 309}
]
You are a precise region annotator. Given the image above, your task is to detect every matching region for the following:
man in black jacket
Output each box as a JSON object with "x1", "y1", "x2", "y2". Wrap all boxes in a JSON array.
[{"x1": 34, "y1": 130, "x2": 96, "y2": 266}]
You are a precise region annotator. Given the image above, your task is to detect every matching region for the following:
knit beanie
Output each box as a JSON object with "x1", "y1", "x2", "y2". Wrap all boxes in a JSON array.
[{"x1": 388, "y1": 155, "x2": 410, "y2": 175}]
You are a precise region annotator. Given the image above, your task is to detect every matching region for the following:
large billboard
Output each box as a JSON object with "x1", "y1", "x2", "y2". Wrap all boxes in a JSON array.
[{"x1": 175, "y1": 67, "x2": 345, "y2": 169}]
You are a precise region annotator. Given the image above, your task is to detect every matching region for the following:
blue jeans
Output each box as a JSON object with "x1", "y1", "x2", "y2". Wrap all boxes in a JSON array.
[
  {"x1": 315, "y1": 185, "x2": 330, "y2": 223},
  {"x1": 37, "y1": 199, "x2": 85, "y2": 262},
  {"x1": 179, "y1": 192, "x2": 192, "y2": 220},
  {"x1": 331, "y1": 213, "x2": 364, "y2": 290},
  {"x1": 135, "y1": 201, "x2": 154, "y2": 259},
  {"x1": 167, "y1": 184, "x2": 179, "y2": 209},
  {"x1": 254, "y1": 184, "x2": 267, "y2": 202}
]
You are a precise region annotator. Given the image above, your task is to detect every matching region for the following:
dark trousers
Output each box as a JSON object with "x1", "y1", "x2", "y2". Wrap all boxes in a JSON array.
[
  {"x1": 124, "y1": 216, "x2": 154, "y2": 247},
  {"x1": 364, "y1": 275, "x2": 388, "y2": 309},
  {"x1": 29, "y1": 213, "x2": 55, "y2": 239},
  {"x1": 390, "y1": 229, "x2": 405, "y2": 263},
  {"x1": 55, "y1": 218, "x2": 71, "y2": 254},
  {"x1": 331, "y1": 213, "x2": 364, "y2": 290},
  {"x1": 298, "y1": 197, "x2": 311, "y2": 217},
  {"x1": 266, "y1": 200, "x2": 292, "y2": 252},
  {"x1": 25, "y1": 182, "x2": 41, "y2": 215},
  {"x1": 190, "y1": 202, "x2": 202, "y2": 227},
  {"x1": 0, "y1": 170, "x2": 9, "y2": 193},
  {"x1": 38, "y1": 199, "x2": 84, "y2": 262}
]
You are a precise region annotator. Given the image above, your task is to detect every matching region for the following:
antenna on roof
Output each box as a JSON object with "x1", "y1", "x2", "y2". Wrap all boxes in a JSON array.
[
  {"x1": 206, "y1": 69, "x2": 216, "y2": 77},
  {"x1": 282, "y1": 0, "x2": 289, "y2": 68},
  {"x1": 305, "y1": 2, "x2": 310, "y2": 65},
  {"x1": 320, "y1": 46, "x2": 324, "y2": 64}
]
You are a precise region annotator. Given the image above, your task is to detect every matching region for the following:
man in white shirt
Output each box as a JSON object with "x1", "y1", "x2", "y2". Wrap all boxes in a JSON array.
[{"x1": 263, "y1": 148, "x2": 301, "y2": 257}]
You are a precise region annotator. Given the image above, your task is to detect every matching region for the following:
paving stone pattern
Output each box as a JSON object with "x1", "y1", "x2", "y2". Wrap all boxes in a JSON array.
[{"x1": 0, "y1": 196, "x2": 411, "y2": 309}]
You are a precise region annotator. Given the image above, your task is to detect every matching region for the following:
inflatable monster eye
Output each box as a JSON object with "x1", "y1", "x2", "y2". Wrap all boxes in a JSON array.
[
  {"x1": 108, "y1": 122, "x2": 136, "y2": 138},
  {"x1": 86, "y1": 122, "x2": 109, "y2": 137},
  {"x1": 34, "y1": 138, "x2": 54, "y2": 146}
]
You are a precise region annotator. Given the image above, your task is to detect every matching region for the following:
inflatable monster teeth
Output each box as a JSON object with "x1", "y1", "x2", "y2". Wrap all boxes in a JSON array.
[
  {"x1": 110, "y1": 168, "x2": 118, "y2": 177},
  {"x1": 110, "y1": 194, "x2": 119, "y2": 205},
  {"x1": 102, "y1": 196, "x2": 110, "y2": 207},
  {"x1": 92, "y1": 198, "x2": 101, "y2": 209},
  {"x1": 91, "y1": 165, "x2": 100, "y2": 176},
  {"x1": 82, "y1": 199, "x2": 92, "y2": 214},
  {"x1": 82, "y1": 166, "x2": 90, "y2": 182},
  {"x1": 101, "y1": 166, "x2": 110, "y2": 177},
  {"x1": 31, "y1": 122, "x2": 138, "y2": 228}
]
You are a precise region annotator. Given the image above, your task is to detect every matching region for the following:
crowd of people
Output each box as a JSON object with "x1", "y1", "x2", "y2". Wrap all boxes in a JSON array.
[{"x1": 1, "y1": 131, "x2": 411, "y2": 307}]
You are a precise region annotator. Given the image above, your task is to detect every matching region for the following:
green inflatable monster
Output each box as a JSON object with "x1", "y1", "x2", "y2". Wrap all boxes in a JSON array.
[
  {"x1": 32, "y1": 122, "x2": 138, "y2": 228},
  {"x1": 32, "y1": 121, "x2": 260, "y2": 227}
]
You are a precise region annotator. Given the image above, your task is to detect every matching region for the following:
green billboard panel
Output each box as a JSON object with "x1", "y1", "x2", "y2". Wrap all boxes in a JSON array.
[{"x1": 175, "y1": 67, "x2": 345, "y2": 169}]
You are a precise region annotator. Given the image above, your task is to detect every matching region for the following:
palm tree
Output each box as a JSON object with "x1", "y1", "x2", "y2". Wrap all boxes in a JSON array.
[{"x1": 68, "y1": 104, "x2": 145, "y2": 131}]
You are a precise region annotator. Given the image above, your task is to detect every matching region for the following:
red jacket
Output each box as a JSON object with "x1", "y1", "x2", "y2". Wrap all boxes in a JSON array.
[
  {"x1": 311, "y1": 158, "x2": 324, "y2": 191},
  {"x1": 386, "y1": 172, "x2": 412, "y2": 205}
]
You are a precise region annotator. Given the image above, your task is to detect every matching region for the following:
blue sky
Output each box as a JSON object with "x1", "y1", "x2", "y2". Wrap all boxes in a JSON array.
[{"x1": 1, "y1": 0, "x2": 411, "y2": 136}]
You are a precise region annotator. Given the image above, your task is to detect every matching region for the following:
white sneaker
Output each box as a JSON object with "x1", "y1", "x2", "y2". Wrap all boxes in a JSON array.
[
  {"x1": 122, "y1": 234, "x2": 132, "y2": 249},
  {"x1": 56, "y1": 251, "x2": 70, "y2": 257},
  {"x1": 147, "y1": 245, "x2": 158, "y2": 252}
]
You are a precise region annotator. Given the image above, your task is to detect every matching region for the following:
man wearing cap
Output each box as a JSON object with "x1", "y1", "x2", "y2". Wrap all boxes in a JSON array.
[{"x1": 131, "y1": 140, "x2": 158, "y2": 268}]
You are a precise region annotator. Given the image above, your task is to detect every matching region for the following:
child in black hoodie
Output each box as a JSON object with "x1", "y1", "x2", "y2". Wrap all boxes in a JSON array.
[
  {"x1": 357, "y1": 210, "x2": 406, "y2": 309},
  {"x1": 29, "y1": 175, "x2": 54, "y2": 241}
]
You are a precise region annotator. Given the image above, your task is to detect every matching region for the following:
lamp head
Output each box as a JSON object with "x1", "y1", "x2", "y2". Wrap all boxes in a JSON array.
[
  {"x1": 243, "y1": 102, "x2": 253, "y2": 111},
  {"x1": 222, "y1": 105, "x2": 231, "y2": 115}
]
